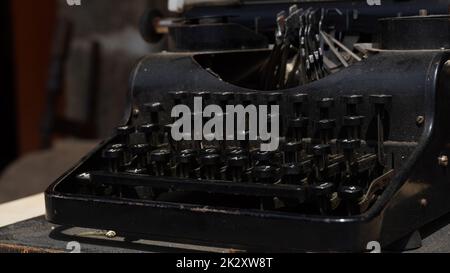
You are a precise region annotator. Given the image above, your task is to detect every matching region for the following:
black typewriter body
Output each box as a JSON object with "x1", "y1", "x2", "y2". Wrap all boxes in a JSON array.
[{"x1": 45, "y1": 2, "x2": 450, "y2": 252}]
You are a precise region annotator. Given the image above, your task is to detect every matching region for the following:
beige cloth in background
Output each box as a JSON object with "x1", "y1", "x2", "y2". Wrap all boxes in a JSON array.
[{"x1": 0, "y1": 139, "x2": 98, "y2": 204}]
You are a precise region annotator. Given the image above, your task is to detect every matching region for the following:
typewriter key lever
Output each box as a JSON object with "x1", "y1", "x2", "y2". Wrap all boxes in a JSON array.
[{"x1": 370, "y1": 95, "x2": 393, "y2": 166}]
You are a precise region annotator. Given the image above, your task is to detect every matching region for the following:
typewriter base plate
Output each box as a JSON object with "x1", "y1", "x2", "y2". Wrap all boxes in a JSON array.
[{"x1": 2, "y1": 216, "x2": 450, "y2": 253}]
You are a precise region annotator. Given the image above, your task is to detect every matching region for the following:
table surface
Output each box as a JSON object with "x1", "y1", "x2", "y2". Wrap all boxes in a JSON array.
[{"x1": 1, "y1": 196, "x2": 450, "y2": 253}]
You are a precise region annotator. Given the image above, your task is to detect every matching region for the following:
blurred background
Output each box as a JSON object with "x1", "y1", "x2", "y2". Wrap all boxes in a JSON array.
[{"x1": 0, "y1": 0, "x2": 170, "y2": 203}]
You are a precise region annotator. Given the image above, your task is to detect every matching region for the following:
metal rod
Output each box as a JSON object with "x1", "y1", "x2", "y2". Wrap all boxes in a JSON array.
[
  {"x1": 323, "y1": 31, "x2": 362, "y2": 61},
  {"x1": 320, "y1": 31, "x2": 349, "y2": 67}
]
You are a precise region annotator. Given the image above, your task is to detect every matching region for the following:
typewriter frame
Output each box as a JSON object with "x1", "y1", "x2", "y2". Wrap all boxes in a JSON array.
[{"x1": 46, "y1": 49, "x2": 450, "y2": 252}]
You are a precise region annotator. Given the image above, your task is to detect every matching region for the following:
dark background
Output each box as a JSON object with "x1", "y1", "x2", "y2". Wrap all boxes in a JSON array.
[
  {"x1": 0, "y1": 0, "x2": 17, "y2": 171},
  {"x1": 0, "y1": 0, "x2": 167, "y2": 203}
]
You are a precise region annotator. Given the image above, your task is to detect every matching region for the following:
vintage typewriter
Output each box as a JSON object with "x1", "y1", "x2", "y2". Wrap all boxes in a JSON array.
[{"x1": 45, "y1": 0, "x2": 450, "y2": 252}]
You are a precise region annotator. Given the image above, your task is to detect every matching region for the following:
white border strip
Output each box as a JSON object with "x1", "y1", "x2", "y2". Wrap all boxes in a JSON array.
[{"x1": 0, "y1": 193, "x2": 45, "y2": 228}]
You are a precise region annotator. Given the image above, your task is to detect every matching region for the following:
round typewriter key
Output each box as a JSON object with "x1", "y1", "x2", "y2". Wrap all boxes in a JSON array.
[
  {"x1": 109, "y1": 143, "x2": 126, "y2": 149},
  {"x1": 339, "y1": 139, "x2": 362, "y2": 168},
  {"x1": 339, "y1": 185, "x2": 364, "y2": 216},
  {"x1": 178, "y1": 149, "x2": 197, "y2": 164},
  {"x1": 310, "y1": 182, "x2": 335, "y2": 197},
  {"x1": 131, "y1": 143, "x2": 149, "y2": 155},
  {"x1": 339, "y1": 185, "x2": 364, "y2": 201},
  {"x1": 201, "y1": 148, "x2": 220, "y2": 156},
  {"x1": 144, "y1": 102, "x2": 164, "y2": 125},
  {"x1": 76, "y1": 172, "x2": 91, "y2": 182},
  {"x1": 239, "y1": 92, "x2": 257, "y2": 106},
  {"x1": 290, "y1": 117, "x2": 309, "y2": 128},
  {"x1": 116, "y1": 125, "x2": 135, "y2": 145},
  {"x1": 192, "y1": 91, "x2": 211, "y2": 102},
  {"x1": 290, "y1": 93, "x2": 308, "y2": 118},
  {"x1": 226, "y1": 148, "x2": 245, "y2": 157},
  {"x1": 169, "y1": 91, "x2": 189, "y2": 102},
  {"x1": 370, "y1": 94, "x2": 392, "y2": 105},
  {"x1": 266, "y1": 92, "x2": 283, "y2": 105},
  {"x1": 289, "y1": 117, "x2": 309, "y2": 142},
  {"x1": 340, "y1": 139, "x2": 362, "y2": 150},
  {"x1": 228, "y1": 154, "x2": 248, "y2": 167},
  {"x1": 138, "y1": 123, "x2": 160, "y2": 134},
  {"x1": 313, "y1": 144, "x2": 332, "y2": 156},
  {"x1": 282, "y1": 163, "x2": 301, "y2": 176},
  {"x1": 236, "y1": 131, "x2": 251, "y2": 152},
  {"x1": 128, "y1": 144, "x2": 150, "y2": 174},
  {"x1": 343, "y1": 116, "x2": 365, "y2": 139},
  {"x1": 103, "y1": 147, "x2": 124, "y2": 158},
  {"x1": 317, "y1": 120, "x2": 336, "y2": 144},
  {"x1": 283, "y1": 141, "x2": 302, "y2": 163},
  {"x1": 179, "y1": 154, "x2": 195, "y2": 164},
  {"x1": 283, "y1": 141, "x2": 302, "y2": 151},
  {"x1": 254, "y1": 150, "x2": 274, "y2": 162},
  {"x1": 318, "y1": 98, "x2": 335, "y2": 109},
  {"x1": 103, "y1": 147, "x2": 125, "y2": 173},
  {"x1": 281, "y1": 163, "x2": 302, "y2": 184},
  {"x1": 138, "y1": 123, "x2": 161, "y2": 147},
  {"x1": 180, "y1": 149, "x2": 196, "y2": 157},
  {"x1": 213, "y1": 92, "x2": 234, "y2": 107},
  {"x1": 227, "y1": 154, "x2": 248, "y2": 182},
  {"x1": 253, "y1": 165, "x2": 277, "y2": 184},
  {"x1": 343, "y1": 116, "x2": 365, "y2": 127},
  {"x1": 178, "y1": 149, "x2": 198, "y2": 178},
  {"x1": 201, "y1": 154, "x2": 221, "y2": 166},
  {"x1": 317, "y1": 119, "x2": 336, "y2": 130},
  {"x1": 342, "y1": 95, "x2": 363, "y2": 116},
  {"x1": 151, "y1": 149, "x2": 172, "y2": 176},
  {"x1": 169, "y1": 91, "x2": 190, "y2": 119},
  {"x1": 109, "y1": 143, "x2": 130, "y2": 165},
  {"x1": 214, "y1": 92, "x2": 234, "y2": 101},
  {"x1": 318, "y1": 98, "x2": 335, "y2": 120},
  {"x1": 253, "y1": 150, "x2": 278, "y2": 167},
  {"x1": 266, "y1": 111, "x2": 282, "y2": 134},
  {"x1": 313, "y1": 144, "x2": 332, "y2": 172},
  {"x1": 342, "y1": 95, "x2": 363, "y2": 105},
  {"x1": 311, "y1": 182, "x2": 335, "y2": 215},
  {"x1": 151, "y1": 149, "x2": 171, "y2": 162},
  {"x1": 291, "y1": 93, "x2": 308, "y2": 103},
  {"x1": 117, "y1": 125, "x2": 135, "y2": 135},
  {"x1": 144, "y1": 102, "x2": 164, "y2": 113},
  {"x1": 200, "y1": 154, "x2": 221, "y2": 180}
]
